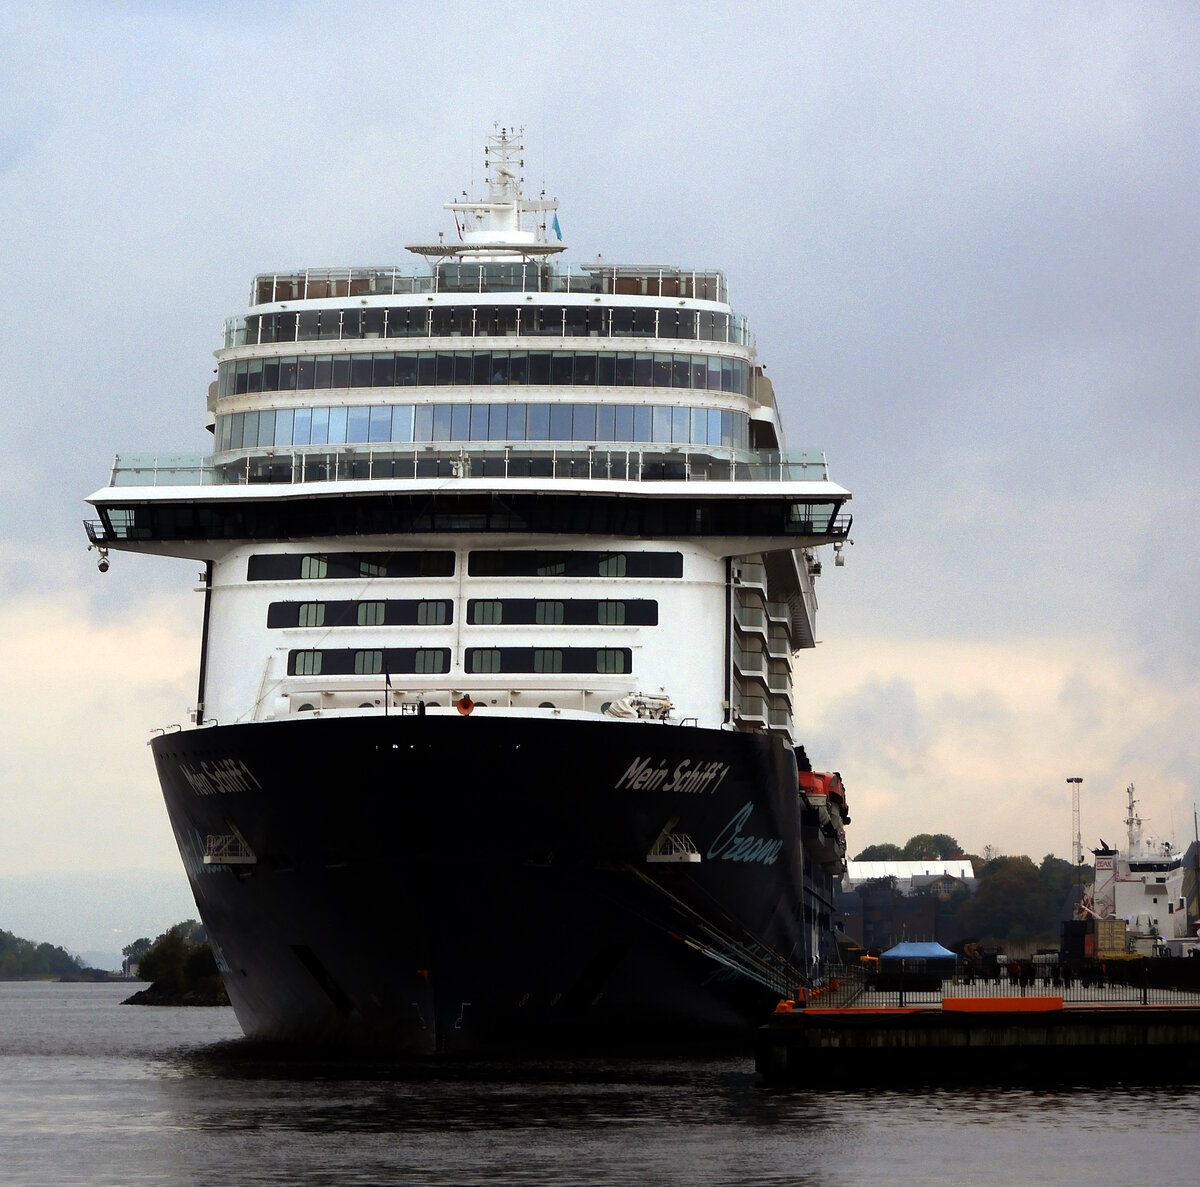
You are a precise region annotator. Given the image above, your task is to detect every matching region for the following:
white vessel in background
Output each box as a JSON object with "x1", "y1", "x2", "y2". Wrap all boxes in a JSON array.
[{"x1": 1085, "y1": 784, "x2": 1198, "y2": 958}]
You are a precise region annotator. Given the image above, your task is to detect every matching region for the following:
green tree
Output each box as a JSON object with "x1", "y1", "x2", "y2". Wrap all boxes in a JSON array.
[
  {"x1": 956, "y1": 856, "x2": 1038, "y2": 941},
  {"x1": 137, "y1": 929, "x2": 189, "y2": 990},
  {"x1": 902, "y1": 833, "x2": 963, "y2": 860},
  {"x1": 134, "y1": 921, "x2": 219, "y2": 994},
  {"x1": 122, "y1": 938, "x2": 153, "y2": 964},
  {"x1": 854, "y1": 843, "x2": 903, "y2": 861},
  {"x1": 0, "y1": 929, "x2": 83, "y2": 978}
]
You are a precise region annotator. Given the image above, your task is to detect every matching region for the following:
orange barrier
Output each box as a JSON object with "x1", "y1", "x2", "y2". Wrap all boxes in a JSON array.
[{"x1": 942, "y1": 996, "x2": 1064, "y2": 1013}]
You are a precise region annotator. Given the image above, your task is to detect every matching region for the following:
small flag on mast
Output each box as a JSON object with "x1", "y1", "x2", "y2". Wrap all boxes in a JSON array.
[{"x1": 551, "y1": 213, "x2": 562, "y2": 241}]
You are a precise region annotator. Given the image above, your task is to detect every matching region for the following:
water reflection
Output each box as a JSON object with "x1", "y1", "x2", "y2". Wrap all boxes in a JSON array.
[{"x1": 3, "y1": 988, "x2": 1199, "y2": 1186}]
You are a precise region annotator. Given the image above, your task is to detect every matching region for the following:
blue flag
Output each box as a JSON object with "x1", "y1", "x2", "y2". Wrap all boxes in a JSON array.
[{"x1": 551, "y1": 213, "x2": 563, "y2": 241}]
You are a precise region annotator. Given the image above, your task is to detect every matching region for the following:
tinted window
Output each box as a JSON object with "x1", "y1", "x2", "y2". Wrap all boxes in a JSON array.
[{"x1": 467, "y1": 551, "x2": 682, "y2": 579}]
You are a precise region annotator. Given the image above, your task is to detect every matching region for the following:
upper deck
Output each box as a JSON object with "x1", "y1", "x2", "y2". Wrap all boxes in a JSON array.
[
  {"x1": 226, "y1": 264, "x2": 741, "y2": 350},
  {"x1": 232, "y1": 130, "x2": 735, "y2": 346},
  {"x1": 249, "y1": 263, "x2": 728, "y2": 308}
]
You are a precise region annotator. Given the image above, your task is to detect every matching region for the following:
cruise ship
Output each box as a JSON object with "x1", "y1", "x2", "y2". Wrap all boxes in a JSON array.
[{"x1": 85, "y1": 129, "x2": 854, "y2": 1050}]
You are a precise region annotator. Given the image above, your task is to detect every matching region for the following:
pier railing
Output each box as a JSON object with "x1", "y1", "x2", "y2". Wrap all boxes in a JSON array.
[{"x1": 804, "y1": 961, "x2": 1200, "y2": 1010}]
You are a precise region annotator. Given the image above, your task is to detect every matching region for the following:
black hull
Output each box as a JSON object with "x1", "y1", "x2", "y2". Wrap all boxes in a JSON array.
[{"x1": 152, "y1": 715, "x2": 830, "y2": 1052}]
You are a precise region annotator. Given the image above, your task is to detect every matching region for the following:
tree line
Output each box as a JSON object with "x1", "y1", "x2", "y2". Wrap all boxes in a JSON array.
[
  {"x1": 852, "y1": 834, "x2": 1086, "y2": 945},
  {"x1": 0, "y1": 928, "x2": 85, "y2": 978}
]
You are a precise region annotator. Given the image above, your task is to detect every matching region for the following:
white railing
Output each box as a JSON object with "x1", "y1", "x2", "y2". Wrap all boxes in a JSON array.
[{"x1": 203, "y1": 834, "x2": 256, "y2": 865}]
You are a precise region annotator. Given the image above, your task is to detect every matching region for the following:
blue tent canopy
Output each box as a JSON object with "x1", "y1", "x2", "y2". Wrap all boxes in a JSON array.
[{"x1": 881, "y1": 941, "x2": 956, "y2": 961}]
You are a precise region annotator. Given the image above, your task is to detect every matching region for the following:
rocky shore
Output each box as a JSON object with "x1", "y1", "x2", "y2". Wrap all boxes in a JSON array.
[{"x1": 123, "y1": 978, "x2": 230, "y2": 1007}]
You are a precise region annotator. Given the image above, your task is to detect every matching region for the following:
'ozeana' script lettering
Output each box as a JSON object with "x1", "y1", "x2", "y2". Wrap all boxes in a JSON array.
[
  {"x1": 706, "y1": 802, "x2": 782, "y2": 865},
  {"x1": 614, "y1": 756, "x2": 730, "y2": 794},
  {"x1": 177, "y1": 757, "x2": 262, "y2": 797}
]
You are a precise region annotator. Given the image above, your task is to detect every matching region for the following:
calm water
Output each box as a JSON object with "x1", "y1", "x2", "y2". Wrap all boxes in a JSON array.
[{"x1": 1, "y1": 982, "x2": 1197, "y2": 1185}]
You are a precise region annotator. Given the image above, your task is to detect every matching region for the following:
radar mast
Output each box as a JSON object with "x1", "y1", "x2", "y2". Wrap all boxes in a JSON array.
[{"x1": 406, "y1": 125, "x2": 564, "y2": 261}]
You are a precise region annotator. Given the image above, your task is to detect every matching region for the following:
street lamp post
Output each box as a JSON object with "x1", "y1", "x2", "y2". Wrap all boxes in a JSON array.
[{"x1": 1067, "y1": 777, "x2": 1084, "y2": 901}]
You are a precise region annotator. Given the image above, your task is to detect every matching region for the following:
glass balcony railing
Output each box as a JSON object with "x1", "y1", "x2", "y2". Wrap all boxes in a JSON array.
[
  {"x1": 105, "y1": 445, "x2": 845, "y2": 494},
  {"x1": 736, "y1": 695, "x2": 767, "y2": 723},
  {"x1": 766, "y1": 664, "x2": 793, "y2": 695},
  {"x1": 733, "y1": 604, "x2": 767, "y2": 632},
  {"x1": 250, "y1": 264, "x2": 729, "y2": 307},
  {"x1": 735, "y1": 561, "x2": 766, "y2": 587},
  {"x1": 766, "y1": 629, "x2": 792, "y2": 658},
  {"x1": 734, "y1": 649, "x2": 767, "y2": 676}
]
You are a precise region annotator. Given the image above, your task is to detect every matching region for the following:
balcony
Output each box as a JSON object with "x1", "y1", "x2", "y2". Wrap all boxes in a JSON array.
[
  {"x1": 766, "y1": 600, "x2": 790, "y2": 623},
  {"x1": 104, "y1": 445, "x2": 842, "y2": 491},
  {"x1": 733, "y1": 604, "x2": 767, "y2": 635},
  {"x1": 766, "y1": 628, "x2": 792, "y2": 659},
  {"x1": 735, "y1": 694, "x2": 767, "y2": 725},
  {"x1": 734, "y1": 648, "x2": 766, "y2": 677},
  {"x1": 766, "y1": 663, "x2": 792, "y2": 695},
  {"x1": 735, "y1": 560, "x2": 766, "y2": 588}
]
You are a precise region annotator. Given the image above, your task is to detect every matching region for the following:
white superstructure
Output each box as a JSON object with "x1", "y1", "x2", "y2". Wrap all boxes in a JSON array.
[
  {"x1": 1087, "y1": 784, "x2": 1193, "y2": 956},
  {"x1": 88, "y1": 127, "x2": 851, "y2": 741}
]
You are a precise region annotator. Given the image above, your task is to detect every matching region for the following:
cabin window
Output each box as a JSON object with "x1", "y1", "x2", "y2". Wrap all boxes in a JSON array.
[
  {"x1": 414, "y1": 649, "x2": 446, "y2": 674},
  {"x1": 354, "y1": 650, "x2": 383, "y2": 675},
  {"x1": 535, "y1": 601, "x2": 564, "y2": 625},
  {"x1": 417, "y1": 600, "x2": 448, "y2": 626},
  {"x1": 357, "y1": 602, "x2": 385, "y2": 626},
  {"x1": 468, "y1": 649, "x2": 502, "y2": 674},
  {"x1": 293, "y1": 651, "x2": 322, "y2": 676},
  {"x1": 298, "y1": 602, "x2": 325, "y2": 628},
  {"x1": 597, "y1": 602, "x2": 626, "y2": 625},
  {"x1": 217, "y1": 395, "x2": 751, "y2": 453},
  {"x1": 300, "y1": 555, "x2": 328, "y2": 580},
  {"x1": 548, "y1": 402, "x2": 572, "y2": 440},
  {"x1": 346, "y1": 405, "x2": 370, "y2": 442},
  {"x1": 533, "y1": 649, "x2": 563, "y2": 674},
  {"x1": 472, "y1": 600, "x2": 504, "y2": 625},
  {"x1": 596, "y1": 649, "x2": 627, "y2": 674}
]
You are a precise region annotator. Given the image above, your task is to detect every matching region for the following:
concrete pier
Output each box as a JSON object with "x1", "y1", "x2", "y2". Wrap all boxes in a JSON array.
[{"x1": 756, "y1": 1002, "x2": 1200, "y2": 1085}]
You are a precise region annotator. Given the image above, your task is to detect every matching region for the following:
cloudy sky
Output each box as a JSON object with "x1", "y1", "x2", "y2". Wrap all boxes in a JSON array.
[{"x1": 2, "y1": 3, "x2": 1197, "y2": 962}]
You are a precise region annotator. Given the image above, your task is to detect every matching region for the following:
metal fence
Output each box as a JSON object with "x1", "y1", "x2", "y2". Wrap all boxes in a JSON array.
[{"x1": 803, "y1": 961, "x2": 1200, "y2": 1010}]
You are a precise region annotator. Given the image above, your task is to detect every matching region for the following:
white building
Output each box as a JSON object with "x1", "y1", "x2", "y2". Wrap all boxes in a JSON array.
[{"x1": 843, "y1": 860, "x2": 976, "y2": 898}]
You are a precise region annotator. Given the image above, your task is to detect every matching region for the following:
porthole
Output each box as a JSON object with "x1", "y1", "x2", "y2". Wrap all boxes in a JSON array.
[
  {"x1": 539, "y1": 701, "x2": 556, "y2": 709},
  {"x1": 298, "y1": 703, "x2": 315, "y2": 712},
  {"x1": 600, "y1": 702, "x2": 612, "y2": 713}
]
